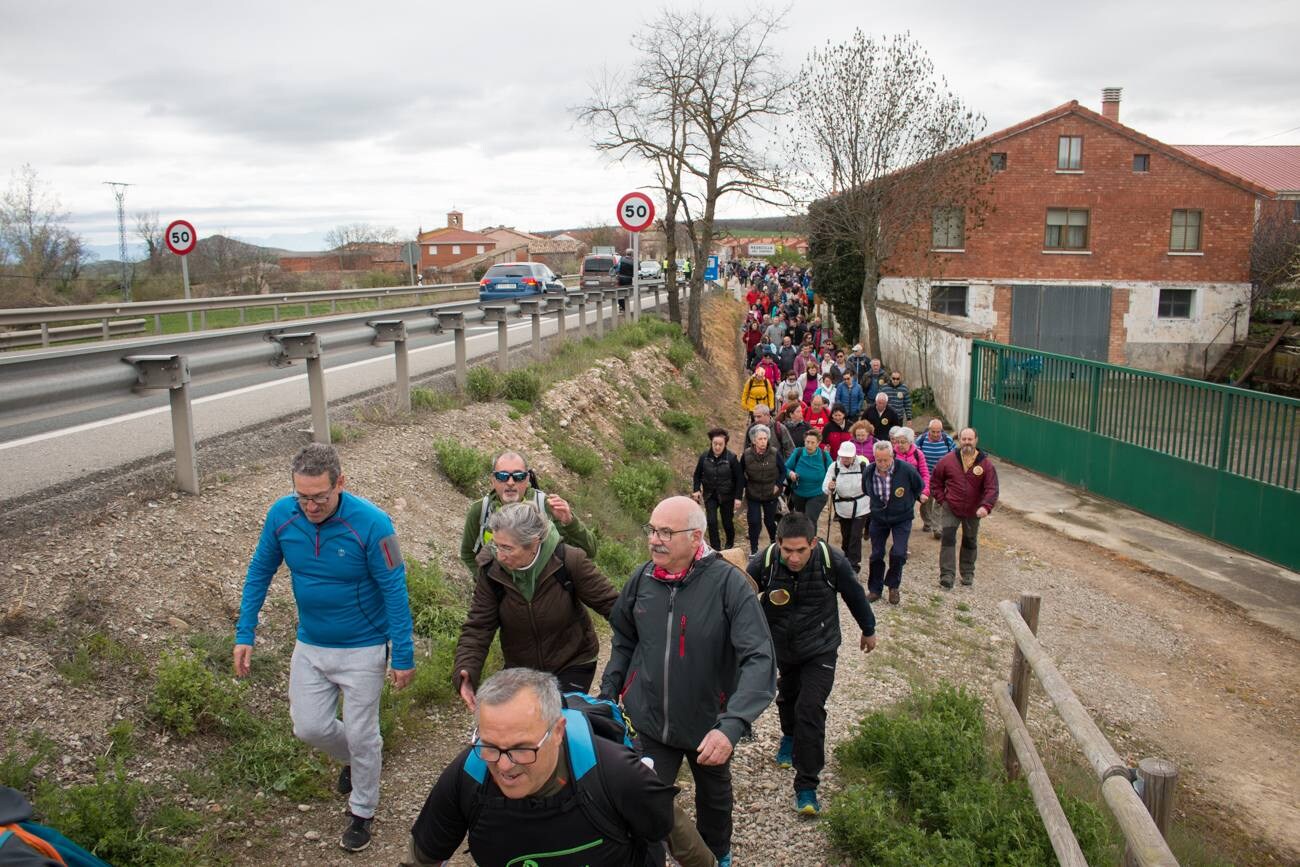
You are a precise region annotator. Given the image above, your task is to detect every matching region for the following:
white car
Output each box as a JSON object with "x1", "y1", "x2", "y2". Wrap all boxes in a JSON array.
[{"x1": 638, "y1": 260, "x2": 663, "y2": 279}]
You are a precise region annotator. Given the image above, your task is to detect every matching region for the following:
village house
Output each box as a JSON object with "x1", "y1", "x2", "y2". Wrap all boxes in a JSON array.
[{"x1": 417, "y1": 211, "x2": 497, "y2": 274}]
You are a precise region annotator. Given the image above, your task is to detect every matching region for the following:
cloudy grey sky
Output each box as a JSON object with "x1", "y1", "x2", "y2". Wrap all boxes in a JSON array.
[{"x1": 3, "y1": 0, "x2": 1297, "y2": 256}]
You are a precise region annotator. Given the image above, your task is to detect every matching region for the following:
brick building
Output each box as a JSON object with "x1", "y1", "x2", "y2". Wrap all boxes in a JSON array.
[
  {"x1": 417, "y1": 211, "x2": 497, "y2": 273},
  {"x1": 279, "y1": 242, "x2": 406, "y2": 275}
]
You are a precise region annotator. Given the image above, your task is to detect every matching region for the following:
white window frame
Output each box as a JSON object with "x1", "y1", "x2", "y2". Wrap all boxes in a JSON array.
[
  {"x1": 930, "y1": 283, "x2": 970, "y2": 317},
  {"x1": 476, "y1": 245, "x2": 485, "y2": 254},
  {"x1": 428, "y1": 245, "x2": 438, "y2": 255},
  {"x1": 452, "y1": 244, "x2": 461, "y2": 255},
  {"x1": 1156, "y1": 287, "x2": 1196, "y2": 320}
]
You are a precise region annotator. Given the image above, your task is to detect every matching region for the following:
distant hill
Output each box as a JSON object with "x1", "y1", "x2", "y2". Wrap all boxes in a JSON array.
[{"x1": 87, "y1": 234, "x2": 294, "y2": 271}]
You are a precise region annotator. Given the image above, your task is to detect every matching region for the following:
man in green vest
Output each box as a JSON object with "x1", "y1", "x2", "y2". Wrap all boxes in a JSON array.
[{"x1": 459, "y1": 450, "x2": 597, "y2": 575}]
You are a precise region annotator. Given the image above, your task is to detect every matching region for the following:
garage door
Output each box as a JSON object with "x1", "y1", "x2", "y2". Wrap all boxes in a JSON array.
[{"x1": 1010, "y1": 284, "x2": 1111, "y2": 361}]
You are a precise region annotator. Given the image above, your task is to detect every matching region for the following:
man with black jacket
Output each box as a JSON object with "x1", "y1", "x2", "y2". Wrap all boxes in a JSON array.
[
  {"x1": 748, "y1": 513, "x2": 877, "y2": 817},
  {"x1": 601, "y1": 496, "x2": 776, "y2": 867},
  {"x1": 692, "y1": 428, "x2": 743, "y2": 550}
]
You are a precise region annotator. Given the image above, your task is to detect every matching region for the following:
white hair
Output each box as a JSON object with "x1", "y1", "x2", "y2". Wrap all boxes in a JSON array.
[
  {"x1": 890, "y1": 426, "x2": 915, "y2": 445},
  {"x1": 873, "y1": 440, "x2": 894, "y2": 455}
]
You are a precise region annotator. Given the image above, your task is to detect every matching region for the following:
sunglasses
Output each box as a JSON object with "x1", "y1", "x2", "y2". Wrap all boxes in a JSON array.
[{"x1": 492, "y1": 470, "x2": 530, "y2": 483}]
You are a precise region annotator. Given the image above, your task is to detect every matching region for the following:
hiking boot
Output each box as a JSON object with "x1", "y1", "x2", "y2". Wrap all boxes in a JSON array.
[
  {"x1": 939, "y1": 579, "x2": 954, "y2": 590},
  {"x1": 339, "y1": 813, "x2": 372, "y2": 853},
  {"x1": 960, "y1": 575, "x2": 974, "y2": 586},
  {"x1": 337, "y1": 764, "x2": 352, "y2": 796},
  {"x1": 795, "y1": 789, "x2": 821, "y2": 816},
  {"x1": 718, "y1": 853, "x2": 733, "y2": 867},
  {"x1": 775, "y1": 735, "x2": 794, "y2": 768},
  {"x1": 932, "y1": 531, "x2": 941, "y2": 540},
  {"x1": 866, "y1": 591, "x2": 881, "y2": 603},
  {"x1": 887, "y1": 587, "x2": 900, "y2": 605}
]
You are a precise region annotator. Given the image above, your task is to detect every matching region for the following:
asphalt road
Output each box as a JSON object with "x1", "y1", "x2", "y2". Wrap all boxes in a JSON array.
[{"x1": 0, "y1": 300, "x2": 652, "y2": 502}]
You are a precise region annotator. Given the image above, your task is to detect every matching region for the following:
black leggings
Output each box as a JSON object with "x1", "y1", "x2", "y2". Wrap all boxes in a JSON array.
[
  {"x1": 703, "y1": 495, "x2": 736, "y2": 550},
  {"x1": 747, "y1": 498, "x2": 779, "y2": 553}
]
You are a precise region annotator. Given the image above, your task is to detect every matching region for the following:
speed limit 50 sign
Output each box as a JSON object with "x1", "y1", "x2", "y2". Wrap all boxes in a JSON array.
[
  {"x1": 164, "y1": 220, "x2": 198, "y2": 256},
  {"x1": 616, "y1": 192, "x2": 655, "y2": 233}
]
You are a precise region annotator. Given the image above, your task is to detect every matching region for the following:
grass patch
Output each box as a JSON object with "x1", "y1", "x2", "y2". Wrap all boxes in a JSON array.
[
  {"x1": 826, "y1": 684, "x2": 1111, "y2": 866},
  {"x1": 56, "y1": 631, "x2": 136, "y2": 686},
  {"x1": 621, "y1": 423, "x2": 670, "y2": 456},
  {"x1": 665, "y1": 339, "x2": 695, "y2": 370},
  {"x1": 594, "y1": 533, "x2": 644, "y2": 587},
  {"x1": 956, "y1": 601, "x2": 971, "y2": 612},
  {"x1": 433, "y1": 438, "x2": 491, "y2": 496},
  {"x1": 662, "y1": 383, "x2": 689, "y2": 409},
  {"x1": 552, "y1": 438, "x2": 602, "y2": 477},
  {"x1": 411, "y1": 386, "x2": 457, "y2": 412},
  {"x1": 210, "y1": 713, "x2": 331, "y2": 801},
  {"x1": 610, "y1": 462, "x2": 673, "y2": 515},
  {"x1": 147, "y1": 649, "x2": 245, "y2": 737},
  {"x1": 507, "y1": 398, "x2": 533, "y2": 419},
  {"x1": 329, "y1": 422, "x2": 364, "y2": 443},
  {"x1": 501, "y1": 369, "x2": 542, "y2": 402},
  {"x1": 661, "y1": 410, "x2": 697, "y2": 434},
  {"x1": 466, "y1": 366, "x2": 501, "y2": 401}
]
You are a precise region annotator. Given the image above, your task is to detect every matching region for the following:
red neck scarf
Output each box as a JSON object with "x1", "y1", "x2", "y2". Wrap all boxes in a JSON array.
[{"x1": 652, "y1": 542, "x2": 710, "y2": 582}]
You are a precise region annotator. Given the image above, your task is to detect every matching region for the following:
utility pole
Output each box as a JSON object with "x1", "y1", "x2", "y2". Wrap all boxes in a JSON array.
[{"x1": 104, "y1": 181, "x2": 132, "y2": 301}]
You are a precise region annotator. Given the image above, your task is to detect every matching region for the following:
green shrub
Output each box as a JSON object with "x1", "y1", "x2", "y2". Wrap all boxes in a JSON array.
[
  {"x1": 911, "y1": 385, "x2": 937, "y2": 412},
  {"x1": 211, "y1": 713, "x2": 331, "y2": 800},
  {"x1": 147, "y1": 649, "x2": 243, "y2": 737},
  {"x1": 662, "y1": 383, "x2": 689, "y2": 409},
  {"x1": 0, "y1": 734, "x2": 53, "y2": 791},
  {"x1": 622, "y1": 423, "x2": 670, "y2": 456},
  {"x1": 661, "y1": 410, "x2": 696, "y2": 434},
  {"x1": 610, "y1": 345, "x2": 632, "y2": 363},
  {"x1": 507, "y1": 398, "x2": 533, "y2": 420},
  {"x1": 434, "y1": 438, "x2": 491, "y2": 495},
  {"x1": 411, "y1": 387, "x2": 457, "y2": 412},
  {"x1": 665, "y1": 340, "x2": 695, "y2": 370},
  {"x1": 466, "y1": 366, "x2": 501, "y2": 401},
  {"x1": 501, "y1": 369, "x2": 542, "y2": 402},
  {"x1": 686, "y1": 370, "x2": 701, "y2": 389},
  {"x1": 552, "y1": 439, "x2": 602, "y2": 477},
  {"x1": 617, "y1": 325, "x2": 651, "y2": 349},
  {"x1": 406, "y1": 558, "x2": 466, "y2": 642},
  {"x1": 57, "y1": 631, "x2": 135, "y2": 686},
  {"x1": 610, "y1": 462, "x2": 673, "y2": 515},
  {"x1": 595, "y1": 538, "x2": 643, "y2": 587}
]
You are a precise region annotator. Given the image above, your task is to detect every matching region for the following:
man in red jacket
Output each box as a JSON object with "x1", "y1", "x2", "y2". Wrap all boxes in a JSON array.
[{"x1": 929, "y1": 428, "x2": 999, "y2": 589}]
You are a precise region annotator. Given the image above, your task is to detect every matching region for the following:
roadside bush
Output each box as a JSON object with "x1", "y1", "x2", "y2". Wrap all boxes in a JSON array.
[
  {"x1": 617, "y1": 325, "x2": 651, "y2": 349},
  {"x1": 501, "y1": 369, "x2": 542, "y2": 402},
  {"x1": 434, "y1": 438, "x2": 491, "y2": 496},
  {"x1": 507, "y1": 399, "x2": 533, "y2": 419},
  {"x1": 622, "y1": 423, "x2": 670, "y2": 456},
  {"x1": 911, "y1": 385, "x2": 937, "y2": 413},
  {"x1": 466, "y1": 366, "x2": 500, "y2": 401},
  {"x1": 595, "y1": 537, "x2": 642, "y2": 587},
  {"x1": 552, "y1": 439, "x2": 602, "y2": 477},
  {"x1": 826, "y1": 684, "x2": 1112, "y2": 866},
  {"x1": 147, "y1": 649, "x2": 243, "y2": 737},
  {"x1": 662, "y1": 383, "x2": 688, "y2": 409},
  {"x1": 662, "y1": 410, "x2": 696, "y2": 434},
  {"x1": 610, "y1": 462, "x2": 673, "y2": 515},
  {"x1": 665, "y1": 339, "x2": 695, "y2": 370},
  {"x1": 411, "y1": 387, "x2": 457, "y2": 412}
]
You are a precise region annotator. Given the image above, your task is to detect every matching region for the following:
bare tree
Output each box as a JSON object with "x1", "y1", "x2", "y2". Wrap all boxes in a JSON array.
[
  {"x1": 577, "y1": 6, "x2": 792, "y2": 343},
  {"x1": 789, "y1": 31, "x2": 989, "y2": 357},
  {"x1": 0, "y1": 164, "x2": 87, "y2": 304},
  {"x1": 1251, "y1": 205, "x2": 1300, "y2": 307},
  {"x1": 135, "y1": 210, "x2": 165, "y2": 275}
]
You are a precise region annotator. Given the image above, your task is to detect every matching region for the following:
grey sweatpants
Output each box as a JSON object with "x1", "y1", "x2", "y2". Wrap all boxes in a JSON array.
[{"x1": 289, "y1": 641, "x2": 386, "y2": 818}]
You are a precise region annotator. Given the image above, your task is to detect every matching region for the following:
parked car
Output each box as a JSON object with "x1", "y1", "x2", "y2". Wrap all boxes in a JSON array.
[
  {"x1": 639, "y1": 260, "x2": 663, "y2": 279},
  {"x1": 478, "y1": 262, "x2": 567, "y2": 302},
  {"x1": 580, "y1": 254, "x2": 619, "y2": 291}
]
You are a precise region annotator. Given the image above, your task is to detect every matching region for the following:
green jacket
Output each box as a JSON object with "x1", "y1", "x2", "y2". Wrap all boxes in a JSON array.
[{"x1": 458, "y1": 489, "x2": 598, "y2": 575}]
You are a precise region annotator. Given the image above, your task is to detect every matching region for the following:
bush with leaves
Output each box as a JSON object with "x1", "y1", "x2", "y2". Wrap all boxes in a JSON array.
[
  {"x1": 552, "y1": 438, "x2": 602, "y2": 477},
  {"x1": 434, "y1": 438, "x2": 491, "y2": 496},
  {"x1": 610, "y1": 462, "x2": 673, "y2": 515},
  {"x1": 622, "y1": 423, "x2": 670, "y2": 456},
  {"x1": 662, "y1": 410, "x2": 696, "y2": 434},
  {"x1": 466, "y1": 366, "x2": 500, "y2": 401},
  {"x1": 147, "y1": 649, "x2": 243, "y2": 737},
  {"x1": 501, "y1": 369, "x2": 542, "y2": 402},
  {"x1": 665, "y1": 339, "x2": 695, "y2": 370}
]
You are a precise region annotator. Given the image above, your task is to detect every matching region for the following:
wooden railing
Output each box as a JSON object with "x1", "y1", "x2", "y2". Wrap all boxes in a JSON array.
[{"x1": 997, "y1": 593, "x2": 1180, "y2": 866}]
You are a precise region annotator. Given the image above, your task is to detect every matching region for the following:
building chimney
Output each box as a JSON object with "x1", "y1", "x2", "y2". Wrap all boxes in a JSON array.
[
  {"x1": 447, "y1": 210, "x2": 463, "y2": 229},
  {"x1": 1101, "y1": 87, "x2": 1122, "y2": 121}
]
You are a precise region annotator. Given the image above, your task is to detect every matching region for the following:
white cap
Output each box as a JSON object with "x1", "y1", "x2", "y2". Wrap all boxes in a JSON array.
[
  {"x1": 852, "y1": 343, "x2": 862, "y2": 351},
  {"x1": 838, "y1": 442, "x2": 857, "y2": 458}
]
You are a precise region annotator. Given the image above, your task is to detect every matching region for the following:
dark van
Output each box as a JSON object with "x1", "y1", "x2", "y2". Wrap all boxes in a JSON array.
[{"x1": 580, "y1": 255, "x2": 619, "y2": 291}]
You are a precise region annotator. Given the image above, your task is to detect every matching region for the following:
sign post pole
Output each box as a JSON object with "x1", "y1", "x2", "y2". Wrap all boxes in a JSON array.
[
  {"x1": 165, "y1": 219, "x2": 198, "y2": 333},
  {"x1": 616, "y1": 191, "x2": 655, "y2": 324},
  {"x1": 180, "y1": 255, "x2": 193, "y2": 332},
  {"x1": 632, "y1": 231, "x2": 642, "y2": 320}
]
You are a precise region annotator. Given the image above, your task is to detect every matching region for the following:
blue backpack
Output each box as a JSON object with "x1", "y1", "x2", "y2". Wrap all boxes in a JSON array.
[{"x1": 0, "y1": 786, "x2": 112, "y2": 867}]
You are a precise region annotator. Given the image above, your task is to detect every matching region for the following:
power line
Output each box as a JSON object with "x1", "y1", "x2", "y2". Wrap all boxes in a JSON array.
[
  {"x1": 1182, "y1": 124, "x2": 1300, "y2": 159},
  {"x1": 103, "y1": 181, "x2": 132, "y2": 302}
]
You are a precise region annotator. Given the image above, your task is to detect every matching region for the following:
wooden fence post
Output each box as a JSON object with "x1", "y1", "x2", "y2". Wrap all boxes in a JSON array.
[
  {"x1": 1122, "y1": 758, "x2": 1179, "y2": 867},
  {"x1": 1004, "y1": 591, "x2": 1042, "y2": 779}
]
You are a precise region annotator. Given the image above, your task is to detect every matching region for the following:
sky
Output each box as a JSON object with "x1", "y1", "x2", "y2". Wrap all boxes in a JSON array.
[{"x1": 2, "y1": 0, "x2": 1297, "y2": 259}]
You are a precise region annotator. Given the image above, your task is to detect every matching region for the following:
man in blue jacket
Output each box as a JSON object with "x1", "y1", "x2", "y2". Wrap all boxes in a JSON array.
[
  {"x1": 233, "y1": 443, "x2": 415, "y2": 854},
  {"x1": 834, "y1": 370, "x2": 865, "y2": 418},
  {"x1": 863, "y1": 441, "x2": 926, "y2": 606}
]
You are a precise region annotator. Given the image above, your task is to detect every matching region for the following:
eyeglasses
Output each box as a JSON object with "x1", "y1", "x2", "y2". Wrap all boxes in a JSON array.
[
  {"x1": 471, "y1": 727, "x2": 552, "y2": 764},
  {"x1": 643, "y1": 524, "x2": 693, "y2": 541},
  {"x1": 294, "y1": 488, "x2": 335, "y2": 506},
  {"x1": 492, "y1": 470, "x2": 530, "y2": 483}
]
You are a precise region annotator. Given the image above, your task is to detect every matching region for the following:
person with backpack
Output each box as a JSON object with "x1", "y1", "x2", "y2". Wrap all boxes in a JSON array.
[
  {"x1": 453, "y1": 502, "x2": 620, "y2": 706},
  {"x1": 1, "y1": 786, "x2": 112, "y2": 866},
  {"x1": 407, "y1": 668, "x2": 677, "y2": 867},
  {"x1": 823, "y1": 441, "x2": 871, "y2": 572},
  {"x1": 785, "y1": 429, "x2": 832, "y2": 525},
  {"x1": 600, "y1": 496, "x2": 776, "y2": 867},
  {"x1": 740, "y1": 425, "x2": 784, "y2": 556},
  {"x1": 692, "y1": 428, "x2": 743, "y2": 551},
  {"x1": 459, "y1": 450, "x2": 597, "y2": 577},
  {"x1": 740, "y1": 367, "x2": 775, "y2": 415},
  {"x1": 747, "y1": 513, "x2": 878, "y2": 817},
  {"x1": 863, "y1": 440, "x2": 927, "y2": 606}
]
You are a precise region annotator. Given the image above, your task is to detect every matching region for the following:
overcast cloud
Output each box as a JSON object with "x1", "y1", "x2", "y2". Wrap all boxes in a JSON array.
[{"x1": 2, "y1": 0, "x2": 1296, "y2": 255}]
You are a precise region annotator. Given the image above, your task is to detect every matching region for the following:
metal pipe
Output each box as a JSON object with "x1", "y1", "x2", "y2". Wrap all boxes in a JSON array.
[
  {"x1": 169, "y1": 382, "x2": 200, "y2": 495},
  {"x1": 394, "y1": 339, "x2": 410, "y2": 412},
  {"x1": 306, "y1": 355, "x2": 330, "y2": 444}
]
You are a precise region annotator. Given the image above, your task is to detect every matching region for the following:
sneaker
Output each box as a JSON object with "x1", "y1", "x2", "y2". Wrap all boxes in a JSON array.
[
  {"x1": 337, "y1": 764, "x2": 352, "y2": 795},
  {"x1": 888, "y1": 587, "x2": 900, "y2": 605},
  {"x1": 775, "y1": 735, "x2": 794, "y2": 768},
  {"x1": 795, "y1": 789, "x2": 821, "y2": 816},
  {"x1": 960, "y1": 575, "x2": 974, "y2": 586},
  {"x1": 339, "y1": 813, "x2": 372, "y2": 853},
  {"x1": 718, "y1": 853, "x2": 732, "y2": 867}
]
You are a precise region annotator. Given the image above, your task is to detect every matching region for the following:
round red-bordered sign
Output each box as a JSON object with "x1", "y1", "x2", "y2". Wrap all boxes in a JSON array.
[
  {"x1": 616, "y1": 192, "x2": 655, "y2": 233},
  {"x1": 164, "y1": 219, "x2": 198, "y2": 256}
]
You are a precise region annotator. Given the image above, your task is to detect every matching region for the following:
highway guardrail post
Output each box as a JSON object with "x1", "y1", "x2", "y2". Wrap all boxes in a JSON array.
[
  {"x1": 518, "y1": 299, "x2": 544, "y2": 359},
  {"x1": 482, "y1": 305, "x2": 510, "y2": 372},
  {"x1": 123, "y1": 354, "x2": 199, "y2": 495},
  {"x1": 548, "y1": 297, "x2": 567, "y2": 343},
  {"x1": 370, "y1": 320, "x2": 410, "y2": 412},
  {"x1": 435, "y1": 310, "x2": 468, "y2": 390},
  {"x1": 603, "y1": 290, "x2": 618, "y2": 330},
  {"x1": 576, "y1": 294, "x2": 588, "y2": 338},
  {"x1": 590, "y1": 293, "x2": 605, "y2": 339},
  {"x1": 653, "y1": 284, "x2": 661, "y2": 310},
  {"x1": 275, "y1": 332, "x2": 330, "y2": 444}
]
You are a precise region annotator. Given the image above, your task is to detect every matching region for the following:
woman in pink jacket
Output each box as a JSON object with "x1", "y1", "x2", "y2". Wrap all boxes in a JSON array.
[{"x1": 890, "y1": 425, "x2": 931, "y2": 496}]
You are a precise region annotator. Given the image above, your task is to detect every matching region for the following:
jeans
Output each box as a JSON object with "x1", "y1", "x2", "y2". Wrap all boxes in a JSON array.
[
  {"x1": 835, "y1": 514, "x2": 867, "y2": 570},
  {"x1": 747, "y1": 498, "x2": 779, "y2": 553},
  {"x1": 776, "y1": 651, "x2": 837, "y2": 792},
  {"x1": 867, "y1": 519, "x2": 913, "y2": 594},
  {"x1": 938, "y1": 504, "x2": 982, "y2": 583},
  {"x1": 790, "y1": 492, "x2": 828, "y2": 527},
  {"x1": 641, "y1": 734, "x2": 734, "y2": 862},
  {"x1": 703, "y1": 495, "x2": 736, "y2": 550}
]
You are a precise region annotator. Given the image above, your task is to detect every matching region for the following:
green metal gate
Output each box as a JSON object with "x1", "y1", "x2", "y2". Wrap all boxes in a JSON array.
[{"x1": 969, "y1": 340, "x2": 1300, "y2": 571}]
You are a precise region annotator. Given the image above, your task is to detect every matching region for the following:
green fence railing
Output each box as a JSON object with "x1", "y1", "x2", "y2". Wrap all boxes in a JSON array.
[{"x1": 969, "y1": 339, "x2": 1300, "y2": 570}]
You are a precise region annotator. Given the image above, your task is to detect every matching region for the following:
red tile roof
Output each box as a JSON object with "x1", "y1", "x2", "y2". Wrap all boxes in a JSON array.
[
  {"x1": 417, "y1": 226, "x2": 495, "y2": 244},
  {"x1": 1172, "y1": 145, "x2": 1300, "y2": 194}
]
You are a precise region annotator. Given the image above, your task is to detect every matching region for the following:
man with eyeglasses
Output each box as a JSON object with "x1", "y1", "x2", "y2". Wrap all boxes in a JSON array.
[
  {"x1": 747, "y1": 512, "x2": 876, "y2": 817},
  {"x1": 458, "y1": 449, "x2": 597, "y2": 577},
  {"x1": 600, "y1": 496, "x2": 776, "y2": 867},
  {"x1": 407, "y1": 668, "x2": 676, "y2": 866},
  {"x1": 233, "y1": 443, "x2": 414, "y2": 853}
]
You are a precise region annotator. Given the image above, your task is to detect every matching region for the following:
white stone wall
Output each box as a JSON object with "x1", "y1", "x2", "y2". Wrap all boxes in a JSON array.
[
  {"x1": 875, "y1": 304, "x2": 982, "y2": 428},
  {"x1": 877, "y1": 277, "x2": 998, "y2": 330}
]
